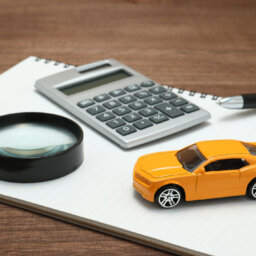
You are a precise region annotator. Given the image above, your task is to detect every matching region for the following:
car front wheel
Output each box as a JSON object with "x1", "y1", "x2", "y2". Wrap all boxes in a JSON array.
[
  {"x1": 247, "y1": 180, "x2": 256, "y2": 199},
  {"x1": 156, "y1": 185, "x2": 183, "y2": 209}
]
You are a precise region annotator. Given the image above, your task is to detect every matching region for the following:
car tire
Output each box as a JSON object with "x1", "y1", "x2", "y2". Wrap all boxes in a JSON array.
[
  {"x1": 155, "y1": 185, "x2": 183, "y2": 209},
  {"x1": 247, "y1": 179, "x2": 256, "y2": 199}
]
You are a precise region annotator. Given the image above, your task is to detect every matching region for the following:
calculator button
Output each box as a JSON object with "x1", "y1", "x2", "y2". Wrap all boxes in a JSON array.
[
  {"x1": 119, "y1": 95, "x2": 137, "y2": 104},
  {"x1": 139, "y1": 107, "x2": 158, "y2": 117},
  {"x1": 106, "y1": 118, "x2": 125, "y2": 129},
  {"x1": 113, "y1": 106, "x2": 131, "y2": 116},
  {"x1": 129, "y1": 101, "x2": 147, "y2": 110},
  {"x1": 170, "y1": 98, "x2": 188, "y2": 106},
  {"x1": 116, "y1": 125, "x2": 137, "y2": 136},
  {"x1": 155, "y1": 103, "x2": 184, "y2": 118},
  {"x1": 149, "y1": 113, "x2": 169, "y2": 124},
  {"x1": 96, "y1": 112, "x2": 115, "y2": 122},
  {"x1": 149, "y1": 86, "x2": 167, "y2": 95},
  {"x1": 109, "y1": 89, "x2": 126, "y2": 97},
  {"x1": 144, "y1": 96, "x2": 163, "y2": 105},
  {"x1": 159, "y1": 92, "x2": 177, "y2": 100},
  {"x1": 103, "y1": 100, "x2": 121, "y2": 109},
  {"x1": 140, "y1": 81, "x2": 155, "y2": 87},
  {"x1": 123, "y1": 113, "x2": 142, "y2": 123},
  {"x1": 93, "y1": 94, "x2": 111, "y2": 102},
  {"x1": 124, "y1": 84, "x2": 140, "y2": 92},
  {"x1": 86, "y1": 105, "x2": 106, "y2": 115},
  {"x1": 181, "y1": 104, "x2": 200, "y2": 113},
  {"x1": 134, "y1": 90, "x2": 152, "y2": 99},
  {"x1": 77, "y1": 99, "x2": 94, "y2": 108},
  {"x1": 133, "y1": 119, "x2": 153, "y2": 130}
]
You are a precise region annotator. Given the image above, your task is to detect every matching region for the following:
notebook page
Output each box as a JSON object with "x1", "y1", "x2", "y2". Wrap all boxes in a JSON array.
[{"x1": 0, "y1": 56, "x2": 256, "y2": 256}]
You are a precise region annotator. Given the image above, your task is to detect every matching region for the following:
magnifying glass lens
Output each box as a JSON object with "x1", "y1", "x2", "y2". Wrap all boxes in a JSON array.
[{"x1": 0, "y1": 122, "x2": 78, "y2": 158}]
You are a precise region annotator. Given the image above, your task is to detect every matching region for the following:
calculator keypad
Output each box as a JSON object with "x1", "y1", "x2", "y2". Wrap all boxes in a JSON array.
[
  {"x1": 181, "y1": 104, "x2": 199, "y2": 113},
  {"x1": 123, "y1": 113, "x2": 142, "y2": 123},
  {"x1": 103, "y1": 100, "x2": 121, "y2": 109},
  {"x1": 124, "y1": 84, "x2": 140, "y2": 92},
  {"x1": 93, "y1": 94, "x2": 110, "y2": 102},
  {"x1": 159, "y1": 92, "x2": 177, "y2": 100},
  {"x1": 113, "y1": 106, "x2": 131, "y2": 116},
  {"x1": 106, "y1": 118, "x2": 125, "y2": 128},
  {"x1": 139, "y1": 107, "x2": 158, "y2": 117},
  {"x1": 133, "y1": 119, "x2": 153, "y2": 130},
  {"x1": 170, "y1": 98, "x2": 188, "y2": 106},
  {"x1": 144, "y1": 96, "x2": 162, "y2": 105},
  {"x1": 140, "y1": 81, "x2": 155, "y2": 87},
  {"x1": 134, "y1": 90, "x2": 152, "y2": 99},
  {"x1": 116, "y1": 125, "x2": 136, "y2": 136},
  {"x1": 129, "y1": 101, "x2": 147, "y2": 110},
  {"x1": 77, "y1": 82, "x2": 202, "y2": 137},
  {"x1": 119, "y1": 95, "x2": 137, "y2": 104},
  {"x1": 77, "y1": 99, "x2": 95, "y2": 108},
  {"x1": 149, "y1": 113, "x2": 169, "y2": 124},
  {"x1": 155, "y1": 103, "x2": 184, "y2": 118},
  {"x1": 109, "y1": 89, "x2": 126, "y2": 97},
  {"x1": 87, "y1": 105, "x2": 105, "y2": 115},
  {"x1": 96, "y1": 112, "x2": 115, "y2": 122},
  {"x1": 149, "y1": 86, "x2": 167, "y2": 94}
]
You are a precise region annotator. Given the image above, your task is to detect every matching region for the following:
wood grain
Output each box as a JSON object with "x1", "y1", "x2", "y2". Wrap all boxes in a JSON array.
[{"x1": 0, "y1": 0, "x2": 256, "y2": 255}]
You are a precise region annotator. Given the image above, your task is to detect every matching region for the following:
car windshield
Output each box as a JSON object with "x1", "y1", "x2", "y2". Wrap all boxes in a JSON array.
[
  {"x1": 176, "y1": 144, "x2": 206, "y2": 172},
  {"x1": 242, "y1": 142, "x2": 256, "y2": 156}
]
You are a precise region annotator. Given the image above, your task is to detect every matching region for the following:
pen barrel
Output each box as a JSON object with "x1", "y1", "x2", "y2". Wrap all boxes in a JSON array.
[{"x1": 242, "y1": 94, "x2": 256, "y2": 108}]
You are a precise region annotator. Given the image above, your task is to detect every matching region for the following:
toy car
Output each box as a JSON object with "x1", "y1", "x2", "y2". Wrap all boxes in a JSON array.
[{"x1": 133, "y1": 140, "x2": 256, "y2": 208}]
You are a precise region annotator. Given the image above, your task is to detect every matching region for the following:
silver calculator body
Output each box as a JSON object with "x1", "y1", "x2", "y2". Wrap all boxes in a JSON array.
[{"x1": 35, "y1": 59, "x2": 210, "y2": 148}]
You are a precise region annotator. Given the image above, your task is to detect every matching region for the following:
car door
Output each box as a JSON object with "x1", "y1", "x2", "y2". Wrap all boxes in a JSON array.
[{"x1": 195, "y1": 158, "x2": 248, "y2": 199}]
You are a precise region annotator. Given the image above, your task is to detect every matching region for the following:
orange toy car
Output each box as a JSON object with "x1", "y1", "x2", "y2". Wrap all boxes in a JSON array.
[{"x1": 133, "y1": 140, "x2": 256, "y2": 208}]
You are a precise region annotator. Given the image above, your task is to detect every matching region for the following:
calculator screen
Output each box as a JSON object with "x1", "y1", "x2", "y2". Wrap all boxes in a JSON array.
[{"x1": 59, "y1": 70, "x2": 132, "y2": 96}]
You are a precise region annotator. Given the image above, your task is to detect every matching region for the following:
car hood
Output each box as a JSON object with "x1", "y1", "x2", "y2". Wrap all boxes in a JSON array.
[{"x1": 140, "y1": 151, "x2": 190, "y2": 178}]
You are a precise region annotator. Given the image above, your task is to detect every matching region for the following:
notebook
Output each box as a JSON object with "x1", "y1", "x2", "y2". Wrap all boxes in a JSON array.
[{"x1": 0, "y1": 56, "x2": 256, "y2": 256}]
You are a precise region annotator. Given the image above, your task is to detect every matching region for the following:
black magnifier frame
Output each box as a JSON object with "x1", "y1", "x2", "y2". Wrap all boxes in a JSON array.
[{"x1": 0, "y1": 112, "x2": 84, "y2": 183}]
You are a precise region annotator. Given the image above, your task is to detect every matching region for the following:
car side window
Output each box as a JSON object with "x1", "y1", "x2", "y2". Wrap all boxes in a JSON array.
[{"x1": 205, "y1": 159, "x2": 249, "y2": 172}]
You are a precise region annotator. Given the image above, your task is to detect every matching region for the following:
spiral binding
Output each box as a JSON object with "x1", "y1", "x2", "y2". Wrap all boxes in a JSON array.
[
  {"x1": 34, "y1": 57, "x2": 219, "y2": 100},
  {"x1": 34, "y1": 57, "x2": 73, "y2": 68},
  {"x1": 164, "y1": 84, "x2": 219, "y2": 101}
]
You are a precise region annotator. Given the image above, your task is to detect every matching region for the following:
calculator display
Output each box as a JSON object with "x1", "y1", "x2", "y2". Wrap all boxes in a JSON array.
[{"x1": 59, "y1": 70, "x2": 132, "y2": 96}]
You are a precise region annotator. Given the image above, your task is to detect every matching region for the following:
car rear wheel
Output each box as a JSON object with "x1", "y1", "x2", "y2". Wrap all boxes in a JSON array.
[
  {"x1": 247, "y1": 180, "x2": 256, "y2": 199},
  {"x1": 156, "y1": 185, "x2": 182, "y2": 209}
]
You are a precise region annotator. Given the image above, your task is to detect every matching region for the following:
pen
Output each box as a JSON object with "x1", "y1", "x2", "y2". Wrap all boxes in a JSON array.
[{"x1": 218, "y1": 94, "x2": 256, "y2": 109}]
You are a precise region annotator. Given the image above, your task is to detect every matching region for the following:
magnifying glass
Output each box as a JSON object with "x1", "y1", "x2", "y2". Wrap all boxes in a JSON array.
[{"x1": 0, "y1": 112, "x2": 84, "y2": 182}]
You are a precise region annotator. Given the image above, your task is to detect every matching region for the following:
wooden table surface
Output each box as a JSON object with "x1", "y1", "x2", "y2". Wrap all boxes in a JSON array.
[{"x1": 0, "y1": 0, "x2": 256, "y2": 255}]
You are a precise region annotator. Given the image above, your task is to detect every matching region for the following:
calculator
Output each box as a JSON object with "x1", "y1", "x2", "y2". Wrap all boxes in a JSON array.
[{"x1": 35, "y1": 59, "x2": 210, "y2": 148}]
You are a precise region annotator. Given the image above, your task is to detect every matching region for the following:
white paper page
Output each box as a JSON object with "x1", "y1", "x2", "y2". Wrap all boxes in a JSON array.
[{"x1": 0, "y1": 56, "x2": 255, "y2": 256}]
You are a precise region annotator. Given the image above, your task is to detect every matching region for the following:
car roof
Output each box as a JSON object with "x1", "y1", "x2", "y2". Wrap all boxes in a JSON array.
[{"x1": 196, "y1": 140, "x2": 248, "y2": 159}]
